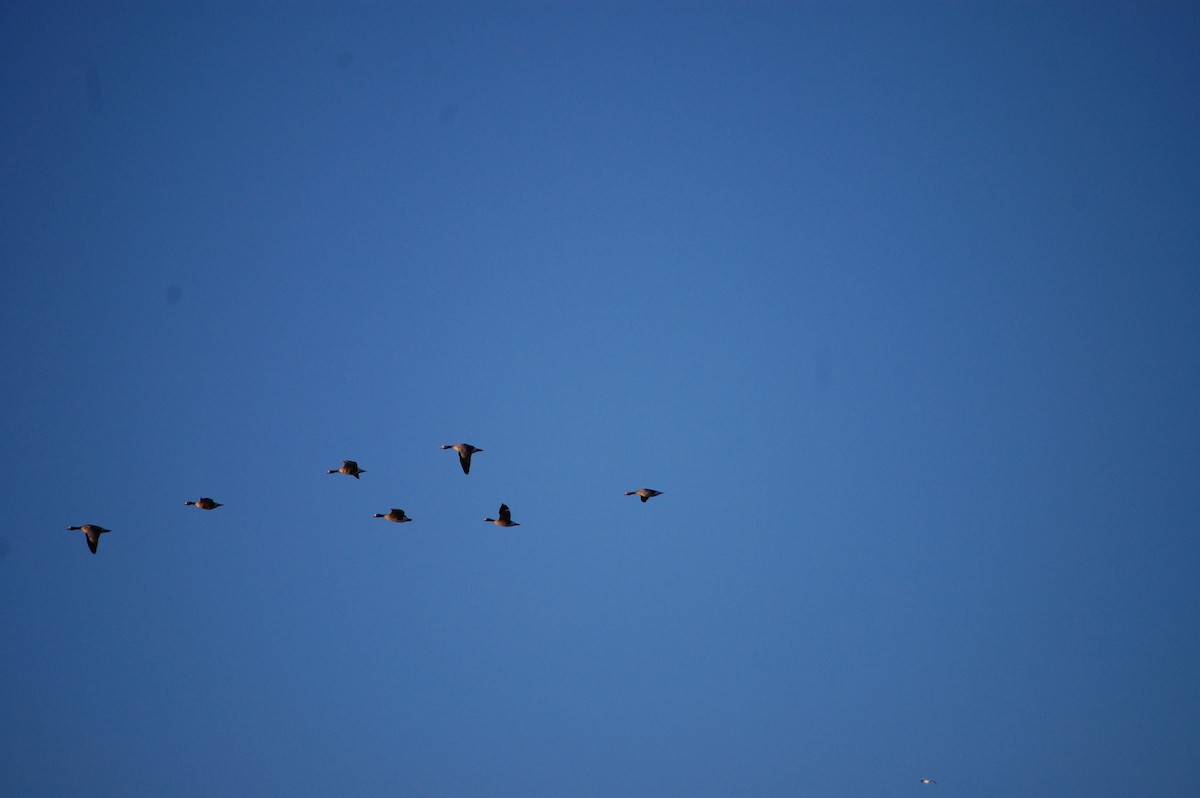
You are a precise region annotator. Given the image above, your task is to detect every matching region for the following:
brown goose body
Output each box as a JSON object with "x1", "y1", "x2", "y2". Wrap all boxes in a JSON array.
[
  {"x1": 484, "y1": 503, "x2": 519, "y2": 527},
  {"x1": 441, "y1": 443, "x2": 482, "y2": 474},
  {"x1": 185, "y1": 497, "x2": 222, "y2": 510},
  {"x1": 624, "y1": 488, "x2": 663, "y2": 503},
  {"x1": 67, "y1": 524, "x2": 110, "y2": 554},
  {"x1": 374, "y1": 508, "x2": 412, "y2": 523},
  {"x1": 328, "y1": 460, "x2": 365, "y2": 479}
]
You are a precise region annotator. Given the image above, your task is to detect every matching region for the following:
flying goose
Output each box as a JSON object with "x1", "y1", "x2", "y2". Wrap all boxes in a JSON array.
[
  {"x1": 920, "y1": 778, "x2": 937, "y2": 785},
  {"x1": 67, "y1": 524, "x2": 110, "y2": 554},
  {"x1": 624, "y1": 488, "x2": 663, "y2": 503},
  {"x1": 441, "y1": 443, "x2": 482, "y2": 474},
  {"x1": 184, "y1": 497, "x2": 222, "y2": 510},
  {"x1": 328, "y1": 460, "x2": 365, "y2": 479},
  {"x1": 484, "y1": 503, "x2": 519, "y2": 527},
  {"x1": 374, "y1": 508, "x2": 412, "y2": 523}
]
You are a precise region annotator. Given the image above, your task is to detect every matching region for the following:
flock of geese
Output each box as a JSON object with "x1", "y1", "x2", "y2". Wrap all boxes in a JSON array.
[
  {"x1": 65, "y1": 442, "x2": 665, "y2": 555},
  {"x1": 63, "y1": 443, "x2": 942, "y2": 787}
]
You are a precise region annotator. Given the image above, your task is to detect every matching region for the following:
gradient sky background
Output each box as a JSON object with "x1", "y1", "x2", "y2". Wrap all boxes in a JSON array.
[{"x1": 3, "y1": 2, "x2": 1199, "y2": 796}]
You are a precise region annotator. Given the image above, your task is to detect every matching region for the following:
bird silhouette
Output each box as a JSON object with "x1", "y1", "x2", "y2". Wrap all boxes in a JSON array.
[
  {"x1": 328, "y1": 460, "x2": 365, "y2": 479},
  {"x1": 184, "y1": 497, "x2": 222, "y2": 510},
  {"x1": 67, "y1": 524, "x2": 110, "y2": 554},
  {"x1": 441, "y1": 443, "x2": 482, "y2": 474},
  {"x1": 484, "y1": 503, "x2": 519, "y2": 527}
]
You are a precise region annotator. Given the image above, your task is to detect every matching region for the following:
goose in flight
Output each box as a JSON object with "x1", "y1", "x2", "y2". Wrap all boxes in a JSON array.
[
  {"x1": 328, "y1": 460, "x2": 365, "y2": 479},
  {"x1": 441, "y1": 443, "x2": 482, "y2": 474},
  {"x1": 184, "y1": 497, "x2": 222, "y2": 510},
  {"x1": 67, "y1": 524, "x2": 110, "y2": 554},
  {"x1": 374, "y1": 508, "x2": 412, "y2": 523},
  {"x1": 484, "y1": 503, "x2": 519, "y2": 527},
  {"x1": 920, "y1": 778, "x2": 937, "y2": 785},
  {"x1": 624, "y1": 488, "x2": 663, "y2": 503}
]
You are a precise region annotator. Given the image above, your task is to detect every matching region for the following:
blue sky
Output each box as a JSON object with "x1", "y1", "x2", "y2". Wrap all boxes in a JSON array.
[{"x1": 2, "y1": 2, "x2": 1198, "y2": 796}]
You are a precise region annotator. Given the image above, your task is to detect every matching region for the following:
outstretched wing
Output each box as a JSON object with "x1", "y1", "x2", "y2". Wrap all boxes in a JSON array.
[
  {"x1": 498, "y1": 504, "x2": 511, "y2": 523},
  {"x1": 86, "y1": 530, "x2": 99, "y2": 554},
  {"x1": 459, "y1": 450, "x2": 471, "y2": 474}
]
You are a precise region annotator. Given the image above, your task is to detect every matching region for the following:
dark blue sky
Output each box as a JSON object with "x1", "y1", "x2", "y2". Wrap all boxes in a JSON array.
[{"x1": 3, "y1": 3, "x2": 1198, "y2": 796}]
